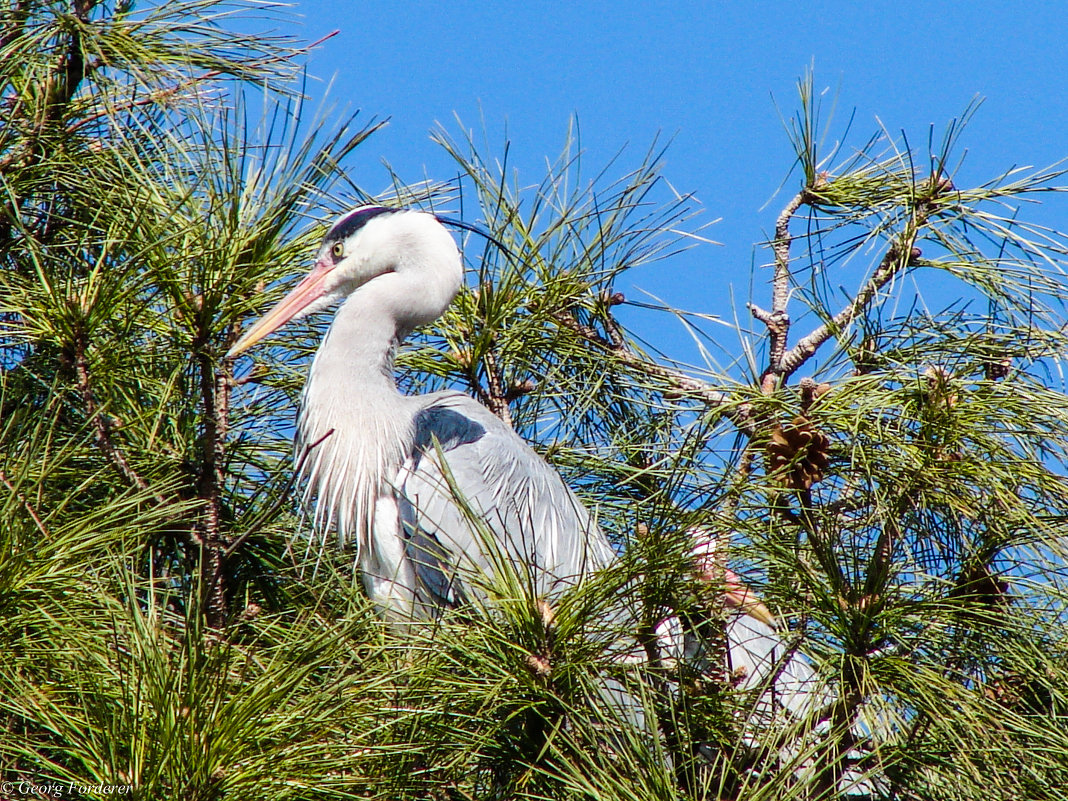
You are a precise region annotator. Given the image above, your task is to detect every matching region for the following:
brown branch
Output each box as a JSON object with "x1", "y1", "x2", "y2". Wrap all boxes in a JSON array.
[
  {"x1": 756, "y1": 182, "x2": 941, "y2": 386},
  {"x1": 73, "y1": 335, "x2": 169, "y2": 509},
  {"x1": 798, "y1": 489, "x2": 850, "y2": 593},
  {"x1": 719, "y1": 441, "x2": 757, "y2": 517},
  {"x1": 861, "y1": 474, "x2": 926, "y2": 601},
  {"x1": 479, "y1": 347, "x2": 513, "y2": 428},
  {"x1": 811, "y1": 679, "x2": 866, "y2": 799},
  {"x1": 195, "y1": 345, "x2": 233, "y2": 628},
  {"x1": 0, "y1": 2, "x2": 100, "y2": 228},
  {"x1": 0, "y1": 467, "x2": 49, "y2": 538},
  {"x1": 823, "y1": 491, "x2": 874, "y2": 516},
  {"x1": 772, "y1": 192, "x2": 806, "y2": 319},
  {"x1": 599, "y1": 289, "x2": 626, "y2": 349},
  {"x1": 747, "y1": 302, "x2": 774, "y2": 326},
  {"x1": 504, "y1": 378, "x2": 537, "y2": 402},
  {"x1": 748, "y1": 191, "x2": 809, "y2": 392},
  {"x1": 778, "y1": 235, "x2": 924, "y2": 380},
  {"x1": 770, "y1": 192, "x2": 806, "y2": 319}
]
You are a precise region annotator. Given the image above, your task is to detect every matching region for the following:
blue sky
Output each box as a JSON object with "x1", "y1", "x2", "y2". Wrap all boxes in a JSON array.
[{"x1": 277, "y1": 1, "x2": 1068, "y2": 365}]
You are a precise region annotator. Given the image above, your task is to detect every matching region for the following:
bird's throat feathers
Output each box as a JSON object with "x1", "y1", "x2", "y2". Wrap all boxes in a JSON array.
[
  {"x1": 297, "y1": 384, "x2": 413, "y2": 556},
  {"x1": 296, "y1": 298, "x2": 415, "y2": 555}
]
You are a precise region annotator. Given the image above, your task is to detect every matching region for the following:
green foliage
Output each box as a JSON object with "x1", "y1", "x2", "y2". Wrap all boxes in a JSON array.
[{"x1": 2, "y1": 8, "x2": 1068, "y2": 801}]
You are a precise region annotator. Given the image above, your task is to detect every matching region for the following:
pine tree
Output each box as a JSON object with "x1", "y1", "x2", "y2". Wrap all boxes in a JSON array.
[{"x1": 2, "y1": 5, "x2": 1067, "y2": 799}]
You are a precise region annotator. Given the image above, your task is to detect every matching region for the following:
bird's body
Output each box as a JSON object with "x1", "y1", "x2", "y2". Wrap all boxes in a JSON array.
[
  {"x1": 232, "y1": 207, "x2": 614, "y2": 619},
  {"x1": 299, "y1": 376, "x2": 613, "y2": 617}
]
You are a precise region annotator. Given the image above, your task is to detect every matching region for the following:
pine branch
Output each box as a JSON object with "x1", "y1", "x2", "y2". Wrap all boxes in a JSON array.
[
  {"x1": 479, "y1": 347, "x2": 513, "y2": 428},
  {"x1": 193, "y1": 335, "x2": 233, "y2": 627},
  {"x1": 72, "y1": 334, "x2": 170, "y2": 511},
  {"x1": 0, "y1": 466, "x2": 49, "y2": 538},
  {"x1": 550, "y1": 307, "x2": 752, "y2": 431},
  {"x1": 778, "y1": 231, "x2": 925, "y2": 379},
  {"x1": 748, "y1": 189, "x2": 809, "y2": 392}
]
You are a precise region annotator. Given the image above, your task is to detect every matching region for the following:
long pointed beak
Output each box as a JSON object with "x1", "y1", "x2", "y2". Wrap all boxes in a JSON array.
[
  {"x1": 723, "y1": 569, "x2": 778, "y2": 630},
  {"x1": 227, "y1": 260, "x2": 333, "y2": 358}
]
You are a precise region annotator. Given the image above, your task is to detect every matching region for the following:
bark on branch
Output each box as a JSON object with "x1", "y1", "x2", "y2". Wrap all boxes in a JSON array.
[
  {"x1": 768, "y1": 191, "x2": 807, "y2": 367},
  {"x1": 778, "y1": 234, "x2": 924, "y2": 380},
  {"x1": 478, "y1": 347, "x2": 513, "y2": 428},
  {"x1": 195, "y1": 345, "x2": 233, "y2": 628},
  {"x1": 756, "y1": 182, "x2": 939, "y2": 384},
  {"x1": 748, "y1": 191, "x2": 809, "y2": 393}
]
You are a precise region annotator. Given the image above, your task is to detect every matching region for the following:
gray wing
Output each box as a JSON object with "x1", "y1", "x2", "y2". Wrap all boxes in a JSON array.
[{"x1": 396, "y1": 391, "x2": 615, "y2": 611}]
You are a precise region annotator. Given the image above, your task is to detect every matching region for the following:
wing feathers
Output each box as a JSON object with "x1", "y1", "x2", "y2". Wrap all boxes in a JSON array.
[{"x1": 397, "y1": 392, "x2": 613, "y2": 609}]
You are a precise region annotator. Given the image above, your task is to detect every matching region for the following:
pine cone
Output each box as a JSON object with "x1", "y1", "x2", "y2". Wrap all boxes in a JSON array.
[
  {"x1": 924, "y1": 365, "x2": 958, "y2": 408},
  {"x1": 950, "y1": 563, "x2": 1009, "y2": 609},
  {"x1": 766, "y1": 416, "x2": 831, "y2": 490}
]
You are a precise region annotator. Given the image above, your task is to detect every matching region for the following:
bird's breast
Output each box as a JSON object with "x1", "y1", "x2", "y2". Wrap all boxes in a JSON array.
[{"x1": 296, "y1": 386, "x2": 415, "y2": 558}]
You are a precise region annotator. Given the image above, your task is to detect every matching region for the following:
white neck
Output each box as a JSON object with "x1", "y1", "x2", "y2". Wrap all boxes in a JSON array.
[{"x1": 296, "y1": 282, "x2": 416, "y2": 553}]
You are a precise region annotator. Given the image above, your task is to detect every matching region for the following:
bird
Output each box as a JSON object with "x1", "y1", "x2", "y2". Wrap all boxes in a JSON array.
[
  {"x1": 226, "y1": 204, "x2": 814, "y2": 691},
  {"x1": 227, "y1": 206, "x2": 620, "y2": 621},
  {"x1": 686, "y1": 528, "x2": 816, "y2": 715}
]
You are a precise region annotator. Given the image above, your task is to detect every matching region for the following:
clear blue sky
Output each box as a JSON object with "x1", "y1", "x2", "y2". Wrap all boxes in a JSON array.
[{"x1": 278, "y1": 1, "x2": 1068, "y2": 365}]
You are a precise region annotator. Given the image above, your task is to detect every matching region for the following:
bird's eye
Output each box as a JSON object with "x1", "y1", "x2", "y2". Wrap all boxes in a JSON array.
[{"x1": 331, "y1": 241, "x2": 345, "y2": 260}]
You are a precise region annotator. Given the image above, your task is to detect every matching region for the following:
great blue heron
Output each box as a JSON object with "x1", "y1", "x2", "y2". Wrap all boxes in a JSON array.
[{"x1": 227, "y1": 205, "x2": 804, "y2": 684}]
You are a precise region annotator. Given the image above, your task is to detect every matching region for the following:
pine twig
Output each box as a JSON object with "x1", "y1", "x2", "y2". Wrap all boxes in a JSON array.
[
  {"x1": 747, "y1": 190, "x2": 808, "y2": 394},
  {"x1": 771, "y1": 192, "x2": 807, "y2": 319},
  {"x1": 0, "y1": 467, "x2": 49, "y2": 538},
  {"x1": 195, "y1": 344, "x2": 234, "y2": 628},
  {"x1": 551, "y1": 308, "x2": 751, "y2": 429},
  {"x1": 480, "y1": 347, "x2": 513, "y2": 428},
  {"x1": 73, "y1": 336, "x2": 170, "y2": 510},
  {"x1": 778, "y1": 233, "x2": 924, "y2": 380}
]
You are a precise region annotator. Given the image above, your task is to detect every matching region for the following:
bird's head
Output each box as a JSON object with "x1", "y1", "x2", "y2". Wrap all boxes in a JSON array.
[{"x1": 227, "y1": 205, "x2": 464, "y2": 357}]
